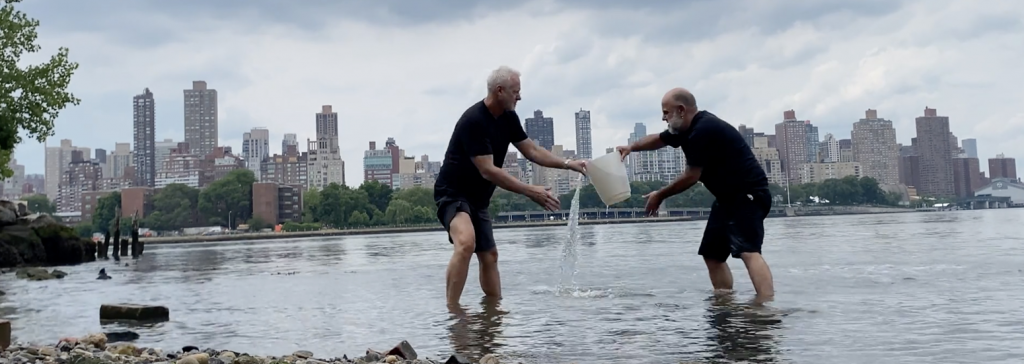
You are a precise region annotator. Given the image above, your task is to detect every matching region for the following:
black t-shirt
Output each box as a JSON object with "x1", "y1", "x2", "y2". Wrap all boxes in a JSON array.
[
  {"x1": 659, "y1": 110, "x2": 768, "y2": 202},
  {"x1": 434, "y1": 100, "x2": 529, "y2": 208}
]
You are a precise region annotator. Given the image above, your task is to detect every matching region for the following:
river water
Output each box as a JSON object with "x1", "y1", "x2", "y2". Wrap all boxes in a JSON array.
[{"x1": 2, "y1": 209, "x2": 1023, "y2": 363}]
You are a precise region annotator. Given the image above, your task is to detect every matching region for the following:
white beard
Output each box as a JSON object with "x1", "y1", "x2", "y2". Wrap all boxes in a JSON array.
[{"x1": 666, "y1": 115, "x2": 685, "y2": 134}]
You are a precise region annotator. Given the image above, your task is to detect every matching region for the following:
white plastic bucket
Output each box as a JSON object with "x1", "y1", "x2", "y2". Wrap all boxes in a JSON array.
[{"x1": 586, "y1": 152, "x2": 631, "y2": 206}]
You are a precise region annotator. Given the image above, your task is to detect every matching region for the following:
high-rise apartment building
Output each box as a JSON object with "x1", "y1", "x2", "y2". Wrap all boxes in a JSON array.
[
  {"x1": 282, "y1": 133, "x2": 298, "y2": 155},
  {"x1": 243, "y1": 127, "x2": 271, "y2": 180},
  {"x1": 750, "y1": 136, "x2": 785, "y2": 186},
  {"x1": 737, "y1": 125, "x2": 765, "y2": 148},
  {"x1": 44, "y1": 139, "x2": 90, "y2": 200},
  {"x1": 914, "y1": 107, "x2": 954, "y2": 197},
  {"x1": 805, "y1": 121, "x2": 819, "y2": 163},
  {"x1": 775, "y1": 110, "x2": 808, "y2": 184},
  {"x1": 260, "y1": 144, "x2": 308, "y2": 187},
  {"x1": 307, "y1": 105, "x2": 345, "y2": 189},
  {"x1": 363, "y1": 140, "x2": 395, "y2": 187},
  {"x1": 851, "y1": 109, "x2": 900, "y2": 185},
  {"x1": 838, "y1": 138, "x2": 853, "y2": 163},
  {"x1": 952, "y1": 157, "x2": 982, "y2": 198},
  {"x1": 949, "y1": 132, "x2": 963, "y2": 157},
  {"x1": 898, "y1": 144, "x2": 921, "y2": 188},
  {"x1": 574, "y1": 109, "x2": 592, "y2": 159},
  {"x1": 961, "y1": 138, "x2": 978, "y2": 159},
  {"x1": 133, "y1": 88, "x2": 156, "y2": 187},
  {"x1": 183, "y1": 81, "x2": 218, "y2": 157},
  {"x1": 155, "y1": 142, "x2": 203, "y2": 188},
  {"x1": 56, "y1": 150, "x2": 104, "y2": 213},
  {"x1": 819, "y1": 133, "x2": 840, "y2": 163},
  {"x1": 2, "y1": 158, "x2": 25, "y2": 200},
  {"x1": 988, "y1": 154, "x2": 1017, "y2": 180},
  {"x1": 110, "y1": 142, "x2": 133, "y2": 180},
  {"x1": 798, "y1": 162, "x2": 863, "y2": 184},
  {"x1": 524, "y1": 110, "x2": 554, "y2": 151},
  {"x1": 94, "y1": 149, "x2": 107, "y2": 165},
  {"x1": 626, "y1": 123, "x2": 684, "y2": 183},
  {"x1": 154, "y1": 139, "x2": 178, "y2": 173}
]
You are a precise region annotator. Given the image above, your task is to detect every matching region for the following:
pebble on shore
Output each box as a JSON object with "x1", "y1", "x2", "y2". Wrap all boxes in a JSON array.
[{"x1": 3, "y1": 334, "x2": 510, "y2": 364}]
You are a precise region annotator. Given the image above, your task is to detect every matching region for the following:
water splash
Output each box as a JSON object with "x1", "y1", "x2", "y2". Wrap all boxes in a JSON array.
[{"x1": 556, "y1": 184, "x2": 583, "y2": 295}]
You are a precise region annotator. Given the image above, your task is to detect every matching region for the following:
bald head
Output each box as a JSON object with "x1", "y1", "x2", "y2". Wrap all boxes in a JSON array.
[
  {"x1": 662, "y1": 87, "x2": 699, "y2": 134},
  {"x1": 663, "y1": 87, "x2": 697, "y2": 109}
]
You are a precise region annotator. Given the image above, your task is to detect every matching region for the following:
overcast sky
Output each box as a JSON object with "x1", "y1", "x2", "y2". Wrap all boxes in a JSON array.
[{"x1": 14, "y1": 0, "x2": 1024, "y2": 182}]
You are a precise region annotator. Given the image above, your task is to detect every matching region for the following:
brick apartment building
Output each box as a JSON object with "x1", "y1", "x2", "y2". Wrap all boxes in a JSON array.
[
  {"x1": 260, "y1": 144, "x2": 308, "y2": 187},
  {"x1": 252, "y1": 182, "x2": 303, "y2": 225}
]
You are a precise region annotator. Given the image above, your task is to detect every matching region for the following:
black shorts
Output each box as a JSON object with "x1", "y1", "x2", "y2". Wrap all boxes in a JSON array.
[
  {"x1": 699, "y1": 189, "x2": 772, "y2": 262},
  {"x1": 436, "y1": 196, "x2": 496, "y2": 253}
]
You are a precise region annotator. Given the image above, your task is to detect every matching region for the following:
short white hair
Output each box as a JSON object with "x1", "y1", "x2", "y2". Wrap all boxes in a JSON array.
[{"x1": 486, "y1": 66, "x2": 521, "y2": 93}]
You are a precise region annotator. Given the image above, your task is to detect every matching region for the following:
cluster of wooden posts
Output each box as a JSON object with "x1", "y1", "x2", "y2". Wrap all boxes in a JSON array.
[{"x1": 96, "y1": 206, "x2": 145, "y2": 260}]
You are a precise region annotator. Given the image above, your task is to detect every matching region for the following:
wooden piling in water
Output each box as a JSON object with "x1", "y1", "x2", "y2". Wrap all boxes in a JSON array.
[
  {"x1": 101, "y1": 232, "x2": 110, "y2": 259},
  {"x1": 112, "y1": 209, "x2": 121, "y2": 261},
  {"x1": 130, "y1": 211, "x2": 140, "y2": 259}
]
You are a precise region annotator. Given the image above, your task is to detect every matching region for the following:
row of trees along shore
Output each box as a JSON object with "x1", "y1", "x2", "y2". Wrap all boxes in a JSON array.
[
  {"x1": 57, "y1": 169, "x2": 902, "y2": 238},
  {"x1": 493, "y1": 174, "x2": 903, "y2": 211}
]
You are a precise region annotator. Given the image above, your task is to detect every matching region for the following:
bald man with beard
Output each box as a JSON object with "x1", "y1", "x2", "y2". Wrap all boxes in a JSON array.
[{"x1": 616, "y1": 87, "x2": 775, "y2": 300}]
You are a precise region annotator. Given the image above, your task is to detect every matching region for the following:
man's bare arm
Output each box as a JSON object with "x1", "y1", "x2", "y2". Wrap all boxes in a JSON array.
[
  {"x1": 513, "y1": 139, "x2": 567, "y2": 169},
  {"x1": 659, "y1": 166, "x2": 702, "y2": 198},
  {"x1": 471, "y1": 155, "x2": 532, "y2": 194}
]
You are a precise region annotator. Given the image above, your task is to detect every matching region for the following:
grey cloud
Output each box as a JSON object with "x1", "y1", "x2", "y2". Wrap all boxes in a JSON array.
[{"x1": 22, "y1": 0, "x2": 520, "y2": 47}]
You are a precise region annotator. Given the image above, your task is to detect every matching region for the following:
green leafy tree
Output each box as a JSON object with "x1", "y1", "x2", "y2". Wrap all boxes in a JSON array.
[
  {"x1": 247, "y1": 216, "x2": 268, "y2": 231},
  {"x1": 301, "y1": 187, "x2": 321, "y2": 223},
  {"x1": 392, "y1": 186, "x2": 434, "y2": 210},
  {"x1": 0, "y1": 0, "x2": 81, "y2": 178},
  {"x1": 384, "y1": 199, "x2": 416, "y2": 225},
  {"x1": 144, "y1": 183, "x2": 199, "y2": 231},
  {"x1": 358, "y1": 180, "x2": 392, "y2": 212},
  {"x1": 24, "y1": 194, "x2": 55, "y2": 214},
  {"x1": 198, "y1": 169, "x2": 256, "y2": 227},
  {"x1": 348, "y1": 210, "x2": 370, "y2": 227},
  {"x1": 91, "y1": 191, "x2": 120, "y2": 233},
  {"x1": 74, "y1": 222, "x2": 93, "y2": 238}
]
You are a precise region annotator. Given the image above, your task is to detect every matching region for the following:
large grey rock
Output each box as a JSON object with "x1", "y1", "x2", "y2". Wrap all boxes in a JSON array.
[
  {"x1": 0, "y1": 205, "x2": 16, "y2": 227},
  {"x1": 385, "y1": 340, "x2": 417, "y2": 360},
  {"x1": 444, "y1": 354, "x2": 470, "y2": 364},
  {"x1": 99, "y1": 304, "x2": 170, "y2": 322}
]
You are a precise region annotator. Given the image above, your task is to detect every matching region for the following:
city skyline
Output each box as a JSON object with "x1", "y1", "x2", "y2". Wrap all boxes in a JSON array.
[{"x1": 11, "y1": 0, "x2": 1024, "y2": 185}]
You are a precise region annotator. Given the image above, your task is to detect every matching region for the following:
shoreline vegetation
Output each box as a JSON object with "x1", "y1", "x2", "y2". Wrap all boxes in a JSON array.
[
  {"x1": 4, "y1": 334, "x2": 497, "y2": 364},
  {"x1": 144, "y1": 205, "x2": 915, "y2": 245},
  {"x1": 51, "y1": 172, "x2": 911, "y2": 246}
]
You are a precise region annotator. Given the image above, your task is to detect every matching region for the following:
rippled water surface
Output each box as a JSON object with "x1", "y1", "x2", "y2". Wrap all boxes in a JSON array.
[{"x1": 3, "y1": 209, "x2": 1023, "y2": 363}]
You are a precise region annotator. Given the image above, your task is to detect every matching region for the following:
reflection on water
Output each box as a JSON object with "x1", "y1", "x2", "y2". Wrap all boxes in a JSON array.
[
  {"x1": 703, "y1": 294, "x2": 782, "y2": 363},
  {"x1": 447, "y1": 297, "x2": 507, "y2": 362},
  {"x1": 1, "y1": 209, "x2": 1023, "y2": 363}
]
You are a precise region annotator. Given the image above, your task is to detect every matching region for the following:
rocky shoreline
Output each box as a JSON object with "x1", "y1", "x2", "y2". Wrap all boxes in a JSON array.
[
  {"x1": 0, "y1": 201, "x2": 97, "y2": 269},
  {"x1": 5, "y1": 333, "x2": 505, "y2": 364}
]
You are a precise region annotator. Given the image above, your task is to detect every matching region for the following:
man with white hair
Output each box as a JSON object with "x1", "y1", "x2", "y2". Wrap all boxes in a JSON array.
[
  {"x1": 616, "y1": 87, "x2": 775, "y2": 300},
  {"x1": 434, "y1": 65, "x2": 587, "y2": 306}
]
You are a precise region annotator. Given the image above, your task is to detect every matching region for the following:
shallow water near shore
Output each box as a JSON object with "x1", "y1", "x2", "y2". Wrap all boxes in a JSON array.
[{"x1": 2, "y1": 209, "x2": 1024, "y2": 363}]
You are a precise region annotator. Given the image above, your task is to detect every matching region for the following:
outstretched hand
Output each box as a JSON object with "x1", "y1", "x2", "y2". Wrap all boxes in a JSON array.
[
  {"x1": 615, "y1": 145, "x2": 631, "y2": 161},
  {"x1": 566, "y1": 160, "x2": 587, "y2": 175},
  {"x1": 642, "y1": 190, "x2": 664, "y2": 216},
  {"x1": 526, "y1": 185, "x2": 561, "y2": 211}
]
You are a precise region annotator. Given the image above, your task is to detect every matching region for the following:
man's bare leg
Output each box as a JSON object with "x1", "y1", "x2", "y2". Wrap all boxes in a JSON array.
[
  {"x1": 704, "y1": 257, "x2": 734, "y2": 292},
  {"x1": 477, "y1": 248, "x2": 501, "y2": 298},
  {"x1": 740, "y1": 252, "x2": 774, "y2": 300},
  {"x1": 446, "y1": 212, "x2": 476, "y2": 306}
]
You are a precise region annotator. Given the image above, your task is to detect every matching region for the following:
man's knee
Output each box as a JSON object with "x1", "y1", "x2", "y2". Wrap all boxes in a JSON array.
[
  {"x1": 703, "y1": 256, "x2": 728, "y2": 270},
  {"x1": 477, "y1": 248, "x2": 498, "y2": 266},
  {"x1": 449, "y1": 212, "x2": 476, "y2": 256}
]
